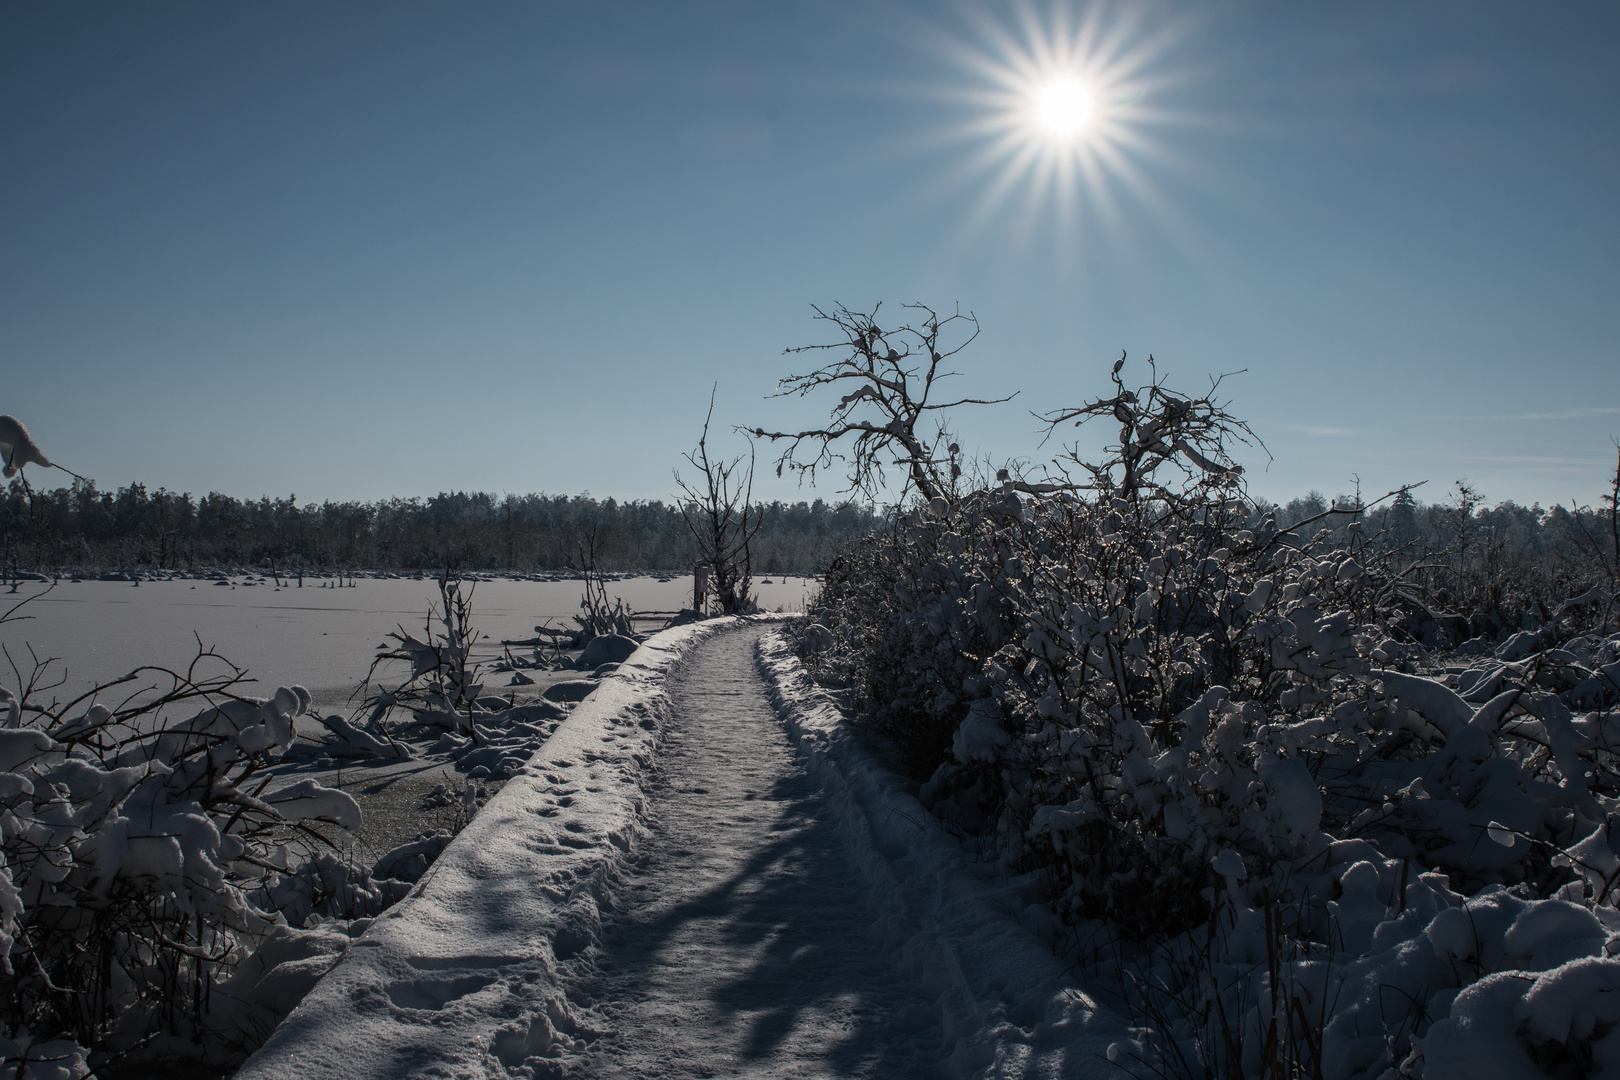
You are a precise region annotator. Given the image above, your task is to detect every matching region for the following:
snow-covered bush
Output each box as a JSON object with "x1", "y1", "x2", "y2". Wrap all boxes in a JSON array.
[
  {"x1": 0, "y1": 420, "x2": 515, "y2": 1075},
  {"x1": 0, "y1": 648, "x2": 361, "y2": 1070},
  {"x1": 0, "y1": 591, "x2": 487, "y2": 1075},
  {"x1": 797, "y1": 351, "x2": 1620, "y2": 1077},
  {"x1": 342, "y1": 569, "x2": 574, "y2": 781}
]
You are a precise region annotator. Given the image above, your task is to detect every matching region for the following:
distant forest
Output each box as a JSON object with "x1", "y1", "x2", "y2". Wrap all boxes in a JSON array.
[
  {"x1": 1, "y1": 479, "x2": 1614, "y2": 607},
  {"x1": 0, "y1": 480, "x2": 883, "y2": 575}
]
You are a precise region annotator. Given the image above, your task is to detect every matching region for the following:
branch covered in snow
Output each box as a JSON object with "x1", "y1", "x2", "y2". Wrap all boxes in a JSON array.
[{"x1": 750, "y1": 302, "x2": 1014, "y2": 502}]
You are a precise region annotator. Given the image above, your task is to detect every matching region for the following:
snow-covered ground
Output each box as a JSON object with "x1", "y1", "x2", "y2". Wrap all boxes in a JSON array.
[
  {"x1": 0, "y1": 575, "x2": 815, "y2": 706},
  {"x1": 0, "y1": 574, "x2": 817, "y2": 902},
  {"x1": 238, "y1": 620, "x2": 1123, "y2": 1079}
]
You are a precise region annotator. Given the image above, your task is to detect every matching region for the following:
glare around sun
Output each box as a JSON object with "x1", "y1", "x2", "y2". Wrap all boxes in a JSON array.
[{"x1": 1033, "y1": 77, "x2": 1093, "y2": 138}]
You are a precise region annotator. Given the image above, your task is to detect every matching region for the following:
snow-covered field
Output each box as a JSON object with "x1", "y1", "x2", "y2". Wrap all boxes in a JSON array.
[
  {"x1": 16, "y1": 546, "x2": 1619, "y2": 1079},
  {"x1": 0, "y1": 574, "x2": 814, "y2": 707},
  {"x1": 14, "y1": 555, "x2": 1620, "y2": 1078}
]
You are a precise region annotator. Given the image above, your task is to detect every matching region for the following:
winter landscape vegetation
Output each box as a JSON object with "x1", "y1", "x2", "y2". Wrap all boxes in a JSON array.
[{"x1": 4, "y1": 3, "x2": 1619, "y2": 1079}]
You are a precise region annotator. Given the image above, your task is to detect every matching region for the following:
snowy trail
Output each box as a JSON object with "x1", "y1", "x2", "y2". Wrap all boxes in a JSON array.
[
  {"x1": 240, "y1": 618, "x2": 1122, "y2": 1080},
  {"x1": 561, "y1": 623, "x2": 947, "y2": 1078}
]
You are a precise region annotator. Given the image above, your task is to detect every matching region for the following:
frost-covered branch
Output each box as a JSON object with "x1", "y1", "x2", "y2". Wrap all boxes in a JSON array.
[
  {"x1": 750, "y1": 302, "x2": 1015, "y2": 502},
  {"x1": 1038, "y1": 353, "x2": 1266, "y2": 513}
]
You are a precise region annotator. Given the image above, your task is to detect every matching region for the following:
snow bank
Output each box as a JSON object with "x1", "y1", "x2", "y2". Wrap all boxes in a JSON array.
[
  {"x1": 236, "y1": 618, "x2": 737, "y2": 1080},
  {"x1": 755, "y1": 629, "x2": 1130, "y2": 1078}
]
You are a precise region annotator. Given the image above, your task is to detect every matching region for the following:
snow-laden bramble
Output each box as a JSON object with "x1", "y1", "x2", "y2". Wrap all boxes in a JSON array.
[
  {"x1": 806, "y1": 463, "x2": 1620, "y2": 1078},
  {"x1": 0, "y1": 647, "x2": 482, "y2": 1074}
]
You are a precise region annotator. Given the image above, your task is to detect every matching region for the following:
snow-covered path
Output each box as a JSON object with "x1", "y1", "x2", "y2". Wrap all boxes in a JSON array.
[
  {"x1": 562, "y1": 623, "x2": 946, "y2": 1078},
  {"x1": 240, "y1": 618, "x2": 1120, "y2": 1080}
]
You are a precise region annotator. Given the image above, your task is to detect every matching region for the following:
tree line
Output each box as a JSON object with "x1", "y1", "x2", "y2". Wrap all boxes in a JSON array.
[
  {"x1": 5, "y1": 473, "x2": 1613, "y2": 605},
  {"x1": 0, "y1": 480, "x2": 882, "y2": 575}
]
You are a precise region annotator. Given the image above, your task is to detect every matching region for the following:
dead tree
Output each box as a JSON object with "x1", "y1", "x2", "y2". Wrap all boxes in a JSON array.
[
  {"x1": 750, "y1": 302, "x2": 1014, "y2": 503},
  {"x1": 676, "y1": 388, "x2": 762, "y2": 614},
  {"x1": 1038, "y1": 352, "x2": 1265, "y2": 515}
]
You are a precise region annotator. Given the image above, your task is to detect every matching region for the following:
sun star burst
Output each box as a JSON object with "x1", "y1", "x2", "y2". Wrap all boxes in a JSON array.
[{"x1": 913, "y1": 2, "x2": 1199, "y2": 252}]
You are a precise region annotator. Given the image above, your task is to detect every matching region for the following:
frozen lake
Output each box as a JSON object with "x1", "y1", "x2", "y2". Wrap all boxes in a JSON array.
[{"x1": 0, "y1": 573, "x2": 816, "y2": 710}]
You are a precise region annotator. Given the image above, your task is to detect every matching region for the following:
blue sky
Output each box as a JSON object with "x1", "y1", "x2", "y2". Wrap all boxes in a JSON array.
[{"x1": 3, "y1": 1, "x2": 1616, "y2": 509}]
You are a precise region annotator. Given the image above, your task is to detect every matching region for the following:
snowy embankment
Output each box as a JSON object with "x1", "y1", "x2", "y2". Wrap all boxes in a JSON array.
[
  {"x1": 754, "y1": 631, "x2": 1125, "y2": 1077},
  {"x1": 240, "y1": 620, "x2": 1127, "y2": 1078},
  {"x1": 238, "y1": 618, "x2": 734, "y2": 1078}
]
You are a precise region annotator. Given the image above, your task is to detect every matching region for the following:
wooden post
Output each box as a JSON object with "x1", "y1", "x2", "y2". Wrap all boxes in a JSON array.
[{"x1": 693, "y1": 563, "x2": 710, "y2": 612}]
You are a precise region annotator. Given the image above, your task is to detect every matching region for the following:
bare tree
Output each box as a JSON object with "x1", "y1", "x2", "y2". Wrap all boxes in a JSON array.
[
  {"x1": 750, "y1": 302, "x2": 1014, "y2": 503},
  {"x1": 677, "y1": 387, "x2": 762, "y2": 614},
  {"x1": 1038, "y1": 352, "x2": 1264, "y2": 513}
]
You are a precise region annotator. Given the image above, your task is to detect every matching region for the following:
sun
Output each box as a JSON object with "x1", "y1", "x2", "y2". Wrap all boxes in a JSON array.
[
  {"x1": 1032, "y1": 77, "x2": 1095, "y2": 139},
  {"x1": 912, "y1": 3, "x2": 1197, "y2": 246}
]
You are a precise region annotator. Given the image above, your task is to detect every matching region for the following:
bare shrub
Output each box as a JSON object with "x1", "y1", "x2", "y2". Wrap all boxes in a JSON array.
[
  {"x1": 675, "y1": 387, "x2": 762, "y2": 615},
  {"x1": 568, "y1": 528, "x2": 635, "y2": 640},
  {"x1": 358, "y1": 567, "x2": 487, "y2": 749},
  {"x1": 1037, "y1": 351, "x2": 1263, "y2": 514}
]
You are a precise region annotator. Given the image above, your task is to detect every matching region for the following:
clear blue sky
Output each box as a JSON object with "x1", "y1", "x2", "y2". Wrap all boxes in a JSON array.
[{"x1": 3, "y1": 1, "x2": 1616, "y2": 510}]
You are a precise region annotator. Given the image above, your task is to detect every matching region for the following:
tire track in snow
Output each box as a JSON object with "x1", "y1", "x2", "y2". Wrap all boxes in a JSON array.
[{"x1": 561, "y1": 624, "x2": 949, "y2": 1079}]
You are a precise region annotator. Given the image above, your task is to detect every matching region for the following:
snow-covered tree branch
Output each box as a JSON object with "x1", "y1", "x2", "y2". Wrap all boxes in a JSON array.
[{"x1": 750, "y1": 302, "x2": 1014, "y2": 502}]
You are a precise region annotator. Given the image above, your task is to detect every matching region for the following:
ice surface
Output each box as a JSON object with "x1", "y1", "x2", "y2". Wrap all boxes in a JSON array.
[{"x1": 0, "y1": 575, "x2": 813, "y2": 704}]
